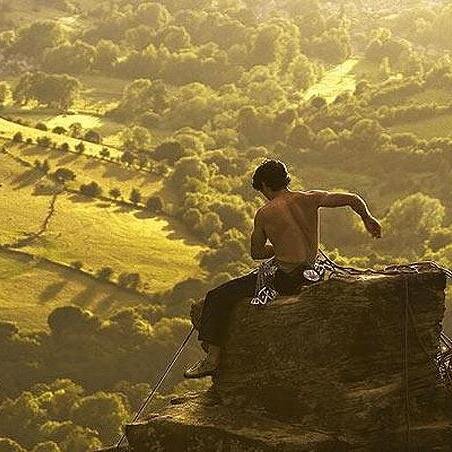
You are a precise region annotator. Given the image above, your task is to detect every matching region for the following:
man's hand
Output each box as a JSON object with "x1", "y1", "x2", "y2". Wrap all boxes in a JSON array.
[{"x1": 362, "y1": 214, "x2": 382, "y2": 239}]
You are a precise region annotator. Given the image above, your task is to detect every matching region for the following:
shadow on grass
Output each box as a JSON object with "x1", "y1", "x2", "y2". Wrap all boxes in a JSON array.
[
  {"x1": 21, "y1": 145, "x2": 60, "y2": 160},
  {"x1": 12, "y1": 168, "x2": 44, "y2": 189},
  {"x1": 58, "y1": 152, "x2": 80, "y2": 166},
  {"x1": 102, "y1": 164, "x2": 135, "y2": 182},
  {"x1": 67, "y1": 193, "x2": 94, "y2": 203},
  {"x1": 71, "y1": 282, "x2": 99, "y2": 307},
  {"x1": 39, "y1": 280, "x2": 68, "y2": 303},
  {"x1": 95, "y1": 294, "x2": 117, "y2": 315},
  {"x1": 83, "y1": 158, "x2": 102, "y2": 170}
]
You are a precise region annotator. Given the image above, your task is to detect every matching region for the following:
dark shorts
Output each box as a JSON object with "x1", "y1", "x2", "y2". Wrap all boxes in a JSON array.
[{"x1": 198, "y1": 264, "x2": 320, "y2": 346}]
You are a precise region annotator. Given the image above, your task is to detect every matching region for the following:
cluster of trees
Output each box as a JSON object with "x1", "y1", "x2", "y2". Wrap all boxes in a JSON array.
[
  {"x1": 0, "y1": 302, "x2": 204, "y2": 450},
  {"x1": 1, "y1": 1, "x2": 451, "y2": 449},
  {"x1": 1, "y1": 2, "x2": 350, "y2": 83},
  {"x1": 12, "y1": 71, "x2": 80, "y2": 109}
]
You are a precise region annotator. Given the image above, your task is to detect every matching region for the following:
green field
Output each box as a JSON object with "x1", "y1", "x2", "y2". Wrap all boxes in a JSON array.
[
  {"x1": 390, "y1": 113, "x2": 452, "y2": 139},
  {"x1": 7, "y1": 141, "x2": 163, "y2": 200},
  {"x1": 21, "y1": 193, "x2": 206, "y2": 291},
  {"x1": 0, "y1": 116, "x2": 125, "y2": 159},
  {"x1": 0, "y1": 249, "x2": 153, "y2": 332},
  {"x1": 304, "y1": 58, "x2": 360, "y2": 104},
  {"x1": 0, "y1": 153, "x2": 206, "y2": 330}
]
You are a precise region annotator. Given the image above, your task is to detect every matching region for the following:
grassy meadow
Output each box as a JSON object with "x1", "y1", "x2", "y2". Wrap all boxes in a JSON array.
[
  {"x1": 0, "y1": 147, "x2": 206, "y2": 331},
  {"x1": 0, "y1": 249, "x2": 153, "y2": 331},
  {"x1": 0, "y1": 1, "x2": 451, "y2": 449}
]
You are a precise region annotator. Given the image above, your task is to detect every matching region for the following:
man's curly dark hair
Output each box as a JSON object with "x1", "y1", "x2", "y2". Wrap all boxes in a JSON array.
[{"x1": 251, "y1": 159, "x2": 291, "y2": 191}]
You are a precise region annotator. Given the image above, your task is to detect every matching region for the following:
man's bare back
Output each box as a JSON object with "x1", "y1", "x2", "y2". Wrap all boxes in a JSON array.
[
  {"x1": 258, "y1": 190, "x2": 322, "y2": 266},
  {"x1": 183, "y1": 160, "x2": 383, "y2": 379},
  {"x1": 251, "y1": 188, "x2": 382, "y2": 269}
]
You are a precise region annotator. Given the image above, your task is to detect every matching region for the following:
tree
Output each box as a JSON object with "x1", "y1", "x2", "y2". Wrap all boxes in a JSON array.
[
  {"x1": 310, "y1": 95, "x2": 327, "y2": 109},
  {"x1": 94, "y1": 39, "x2": 120, "y2": 71},
  {"x1": 53, "y1": 167, "x2": 76, "y2": 184},
  {"x1": 80, "y1": 181, "x2": 102, "y2": 198},
  {"x1": 120, "y1": 150, "x2": 135, "y2": 166},
  {"x1": 59, "y1": 143, "x2": 70, "y2": 152},
  {"x1": 109, "y1": 187, "x2": 121, "y2": 200},
  {"x1": 84, "y1": 130, "x2": 101, "y2": 144},
  {"x1": 120, "y1": 126, "x2": 152, "y2": 151},
  {"x1": 52, "y1": 126, "x2": 66, "y2": 135},
  {"x1": 75, "y1": 142, "x2": 85, "y2": 153},
  {"x1": 145, "y1": 196, "x2": 164, "y2": 213},
  {"x1": 48, "y1": 306, "x2": 100, "y2": 335},
  {"x1": 0, "y1": 392, "x2": 46, "y2": 448},
  {"x1": 42, "y1": 40, "x2": 96, "y2": 75},
  {"x1": 12, "y1": 132, "x2": 23, "y2": 142},
  {"x1": 152, "y1": 141, "x2": 185, "y2": 164},
  {"x1": 36, "y1": 136, "x2": 52, "y2": 147},
  {"x1": 380, "y1": 193, "x2": 446, "y2": 255},
  {"x1": 135, "y1": 2, "x2": 170, "y2": 30},
  {"x1": 41, "y1": 160, "x2": 50, "y2": 174},
  {"x1": 13, "y1": 72, "x2": 81, "y2": 110},
  {"x1": 0, "y1": 81, "x2": 11, "y2": 106},
  {"x1": 100, "y1": 148, "x2": 110, "y2": 159},
  {"x1": 69, "y1": 392, "x2": 129, "y2": 444},
  {"x1": 129, "y1": 188, "x2": 142, "y2": 205},
  {"x1": 96, "y1": 267, "x2": 114, "y2": 281},
  {"x1": 68, "y1": 122, "x2": 82, "y2": 138},
  {"x1": 11, "y1": 20, "x2": 64, "y2": 58}
]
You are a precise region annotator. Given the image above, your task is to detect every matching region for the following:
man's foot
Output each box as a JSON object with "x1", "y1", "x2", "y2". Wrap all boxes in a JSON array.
[{"x1": 184, "y1": 357, "x2": 218, "y2": 379}]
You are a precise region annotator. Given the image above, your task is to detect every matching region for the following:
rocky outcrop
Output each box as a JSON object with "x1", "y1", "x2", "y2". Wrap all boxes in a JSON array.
[{"x1": 117, "y1": 270, "x2": 452, "y2": 451}]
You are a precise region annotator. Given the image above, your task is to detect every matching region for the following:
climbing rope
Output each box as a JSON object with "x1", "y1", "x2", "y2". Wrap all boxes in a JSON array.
[
  {"x1": 317, "y1": 247, "x2": 452, "y2": 451},
  {"x1": 115, "y1": 326, "x2": 196, "y2": 450},
  {"x1": 114, "y1": 247, "x2": 451, "y2": 448}
]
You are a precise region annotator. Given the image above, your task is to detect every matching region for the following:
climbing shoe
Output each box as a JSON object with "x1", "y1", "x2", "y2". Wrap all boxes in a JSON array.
[{"x1": 183, "y1": 358, "x2": 217, "y2": 379}]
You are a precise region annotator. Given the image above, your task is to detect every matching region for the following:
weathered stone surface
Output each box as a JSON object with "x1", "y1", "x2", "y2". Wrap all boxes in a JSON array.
[
  {"x1": 114, "y1": 270, "x2": 451, "y2": 451},
  {"x1": 212, "y1": 271, "x2": 448, "y2": 435},
  {"x1": 124, "y1": 390, "x2": 356, "y2": 451}
]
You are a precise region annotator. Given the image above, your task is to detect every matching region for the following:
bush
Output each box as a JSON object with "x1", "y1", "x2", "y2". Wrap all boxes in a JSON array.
[
  {"x1": 80, "y1": 181, "x2": 102, "y2": 198},
  {"x1": 53, "y1": 167, "x2": 76, "y2": 183},
  {"x1": 35, "y1": 122, "x2": 48, "y2": 131},
  {"x1": 52, "y1": 126, "x2": 67, "y2": 134},
  {"x1": 12, "y1": 131, "x2": 23, "y2": 142},
  {"x1": 117, "y1": 272, "x2": 141, "y2": 289},
  {"x1": 25, "y1": 137, "x2": 34, "y2": 144},
  {"x1": 59, "y1": 142, "x2": 70, "y2": 152},
  {"x1": 145, "y1": 196, "x2": 164, "y2": 213},
  {"x1": 36, "y1": 136, "x2": 52, "y2": 147},
  {"x1": 109, "y1": 187, "x2": 121, "y2": 200},
  {"x1": 129, "y1": 188, "x2": 142, "y2": 205},
  {"x1": 96, "y1": 267, "x2": 114, "y2": 281},
  {"x1": 70, "y1": 260, "x2": 83, "y2": 270},
  {"x1": 75, "y1": 142, "x2": 85, "y2": 153}
]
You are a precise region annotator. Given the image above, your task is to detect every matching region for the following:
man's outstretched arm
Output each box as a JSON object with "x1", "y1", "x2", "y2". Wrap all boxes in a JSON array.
[
  {"x1": 250, "y1": 210, "x2": 275, "y2": 259},
  {"x1": 310, "y1": 190, "x2": 382, "y2": 238}
]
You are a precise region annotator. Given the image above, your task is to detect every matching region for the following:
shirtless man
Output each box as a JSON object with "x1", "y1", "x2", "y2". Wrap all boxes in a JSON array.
[{"x1": 184, "y1": 159, "x2": 382, "y2": 379}]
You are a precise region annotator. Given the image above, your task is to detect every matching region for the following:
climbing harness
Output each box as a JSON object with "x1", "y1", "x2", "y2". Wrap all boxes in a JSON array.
[
  {"x1": 250, "y1": 257, "x2": 279, "y2": 305},
  {"x1": 250, "y1": 255, "x2": 327, "y2": 305},
  {"x1": 114, "y1": 247, "x2": 452, "y2": 449}
]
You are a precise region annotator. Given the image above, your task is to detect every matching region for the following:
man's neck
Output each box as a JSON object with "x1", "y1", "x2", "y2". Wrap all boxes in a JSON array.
[{"x1": 267, "y1": 188, "x2": 291, "y2": 200}]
